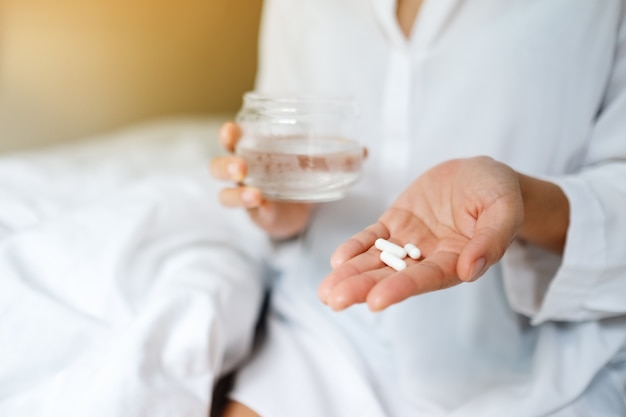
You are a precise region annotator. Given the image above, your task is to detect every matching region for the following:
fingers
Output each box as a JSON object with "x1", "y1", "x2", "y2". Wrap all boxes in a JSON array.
[
  {"x1": 329, "y1": 223, "x2": 389, "y2": 268},
  {"x1": 211, "y1": 121, "x2": 245, "y2": 180},
  {"x1": 218, "y1": 188, "x2": 313, "y2": 238},
  {"x1": 322, "y1": 250, "x2": 459, "y2": 312},
  {"x1": 324, "y1": 269, "x2": 386, "y2": 311},
  {"x1": 456, "y1": 226, "x2": 498, "y2": 282},
  {"x1": 319, "y1": 248, "x2": 383, "y2": 306},
  {"x1": 322, "y1": 212, "x2": 440, "y2": 311},
  {"x1": 249, "y1": 202, "x2": 314, "y2": 240},
  {"x1": 219, "y1": 186, "x2": 263, "y2": 208},
  {"x1": 457, "y1": 196, "x2": 523, "y2": 282},
  {"x1": 218, "y1": 121, "x2": 242, "y2": 153},
  {"x1": 209, "y1": 155, "x2": 247, "y2": 183},
  {"x1": 366, "y1": 251, "x2": 459, "y2": 310},
  {"x1": 212, "y1": 121, "x2": 313, "y2": 239},
  {"x1": 212, "y1": 122, "x2": 255, "y2": 207}
]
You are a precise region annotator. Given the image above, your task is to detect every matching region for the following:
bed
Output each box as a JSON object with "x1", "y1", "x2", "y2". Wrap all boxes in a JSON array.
[{"x1": 0, "y1": 117, "x2": 271, "y2": 416}]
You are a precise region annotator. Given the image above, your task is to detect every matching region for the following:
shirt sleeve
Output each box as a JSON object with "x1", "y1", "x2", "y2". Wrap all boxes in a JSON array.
[{"x1": 502, "y1": 8, "x2": 626, "y2": 325}]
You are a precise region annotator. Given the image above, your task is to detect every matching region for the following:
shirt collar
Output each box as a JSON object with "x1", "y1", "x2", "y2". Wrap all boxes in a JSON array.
[{"x1": 369, "y1": 0, "x2": 464, "y2": 52}]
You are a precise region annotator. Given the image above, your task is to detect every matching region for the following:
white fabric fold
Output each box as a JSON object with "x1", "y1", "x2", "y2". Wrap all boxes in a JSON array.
[{"x1": 0, "y1": 118, "x2": 270, "y2": 417}]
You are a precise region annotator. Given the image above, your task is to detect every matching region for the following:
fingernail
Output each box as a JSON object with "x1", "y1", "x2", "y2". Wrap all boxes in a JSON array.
[
  {"x1": 227, "y1": 162, "x2": 243, "y2": 181},
  {"x1": 318, "y1": 286, "x2": 329, "y2": 304},
  {"x1": 368, "y1": 297, "x2": 385, "y2": 312},
  {"x1": 218, "y1": 123, "x2": 231, "y2": 143},
  {"x1": 330, "y1": 255, "x2": 346, "y2": 269},
  {"x1": 330, "y1": 294, "x2": 348, "y2": 312},
  {"x1": 241, "y1": 189, "x2": 258, "y2": 207},
  {"x1": 468, "y1": 258, "x2": 486, "y2": 282}
]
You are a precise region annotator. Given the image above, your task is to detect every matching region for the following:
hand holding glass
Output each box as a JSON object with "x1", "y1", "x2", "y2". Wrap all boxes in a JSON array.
[{"x1": 235, "y1": 93, "x2": 363, "y2": 202}]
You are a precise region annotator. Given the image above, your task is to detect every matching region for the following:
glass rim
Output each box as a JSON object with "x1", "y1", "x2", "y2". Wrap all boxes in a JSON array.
[
  {"x1": 243, "y1": 91, "x2": 354, "y2": 104},
  {"x1": 241, "y1": 92, "x2": 357, "y2": 117}
]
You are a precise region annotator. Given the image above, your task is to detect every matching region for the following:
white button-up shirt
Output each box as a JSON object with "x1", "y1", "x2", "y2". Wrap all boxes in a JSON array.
[{"x1": 242, "y1": 0, "x2": 626, "y2": 415}]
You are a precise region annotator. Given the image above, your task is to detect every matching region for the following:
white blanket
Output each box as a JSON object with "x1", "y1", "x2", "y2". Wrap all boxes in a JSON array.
[{"x1": 0, "y1": 118, "x2": 271, "y2": 417}]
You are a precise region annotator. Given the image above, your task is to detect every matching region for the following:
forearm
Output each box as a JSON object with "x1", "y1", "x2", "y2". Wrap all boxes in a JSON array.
[{"x1": 516, "y1": 173, "x2": 570, "y2": 254}]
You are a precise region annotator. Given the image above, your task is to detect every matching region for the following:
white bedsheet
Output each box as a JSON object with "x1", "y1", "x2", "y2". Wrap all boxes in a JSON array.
[{"x1": 0, "y1": 117, "x2": 271, "y2": 417}]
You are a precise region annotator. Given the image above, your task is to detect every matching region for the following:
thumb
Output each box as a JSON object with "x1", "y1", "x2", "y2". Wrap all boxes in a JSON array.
[{"x1": 457, "y1": 201, "x2": 523, "y2": 282}]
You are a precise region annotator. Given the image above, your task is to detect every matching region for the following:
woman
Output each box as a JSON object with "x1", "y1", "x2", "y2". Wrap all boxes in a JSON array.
[{"x1": 211, "y1": 0, "x2": 626, "y2": 415}]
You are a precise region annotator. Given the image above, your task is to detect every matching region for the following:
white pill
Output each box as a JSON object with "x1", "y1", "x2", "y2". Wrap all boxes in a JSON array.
[
  {"x1": 375, "y1": 238, "x2": 407, "y2": 259},
  {"x1": 404, "y1": 243, "x2": 422, "y2": 260},
  {"x1": 380, "y1": 250, "x2": 407, "y2": 272}
]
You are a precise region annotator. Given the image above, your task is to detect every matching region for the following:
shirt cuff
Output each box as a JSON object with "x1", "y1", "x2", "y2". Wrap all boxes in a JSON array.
[{"x1": 502, "y1": 175, "x2": 607, "y2": 325}]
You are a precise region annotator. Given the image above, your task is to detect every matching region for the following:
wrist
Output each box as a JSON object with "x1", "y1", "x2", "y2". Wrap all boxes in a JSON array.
[{"x1": 517, "y1": 173, "x2": 570, "y2": 254}]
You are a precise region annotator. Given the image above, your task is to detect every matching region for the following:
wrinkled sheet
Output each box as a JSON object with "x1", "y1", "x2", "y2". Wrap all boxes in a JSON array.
[{"x1": 0, "y1": 118, "x2": 271, "y2": 417}]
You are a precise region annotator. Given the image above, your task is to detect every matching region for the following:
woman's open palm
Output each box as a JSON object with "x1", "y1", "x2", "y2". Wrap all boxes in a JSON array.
[{"x1": 318, "y1": 156, "x2": 525, "y2": 311}]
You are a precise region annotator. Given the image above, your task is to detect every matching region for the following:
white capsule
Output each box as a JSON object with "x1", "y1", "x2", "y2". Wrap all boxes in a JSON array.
[
  {"x1": 380, "y1": 250, "x2": 407, "y2": 272},
  {"x1": 375, "y1": 238, "x2": 407, "y2": 259},
  {"x1": 404, "y1": 243, "x2": 422, "y2": 260}
]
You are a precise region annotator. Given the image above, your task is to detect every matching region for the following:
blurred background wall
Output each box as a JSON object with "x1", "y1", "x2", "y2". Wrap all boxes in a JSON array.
[{"x1": 0, "y1": 0, "x2": 263, "y2": 152}]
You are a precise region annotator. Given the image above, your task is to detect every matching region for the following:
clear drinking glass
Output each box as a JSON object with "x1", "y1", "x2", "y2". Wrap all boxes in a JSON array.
[{"x1": 235, "y1": 92, "x2": 362, "y2": 202}]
